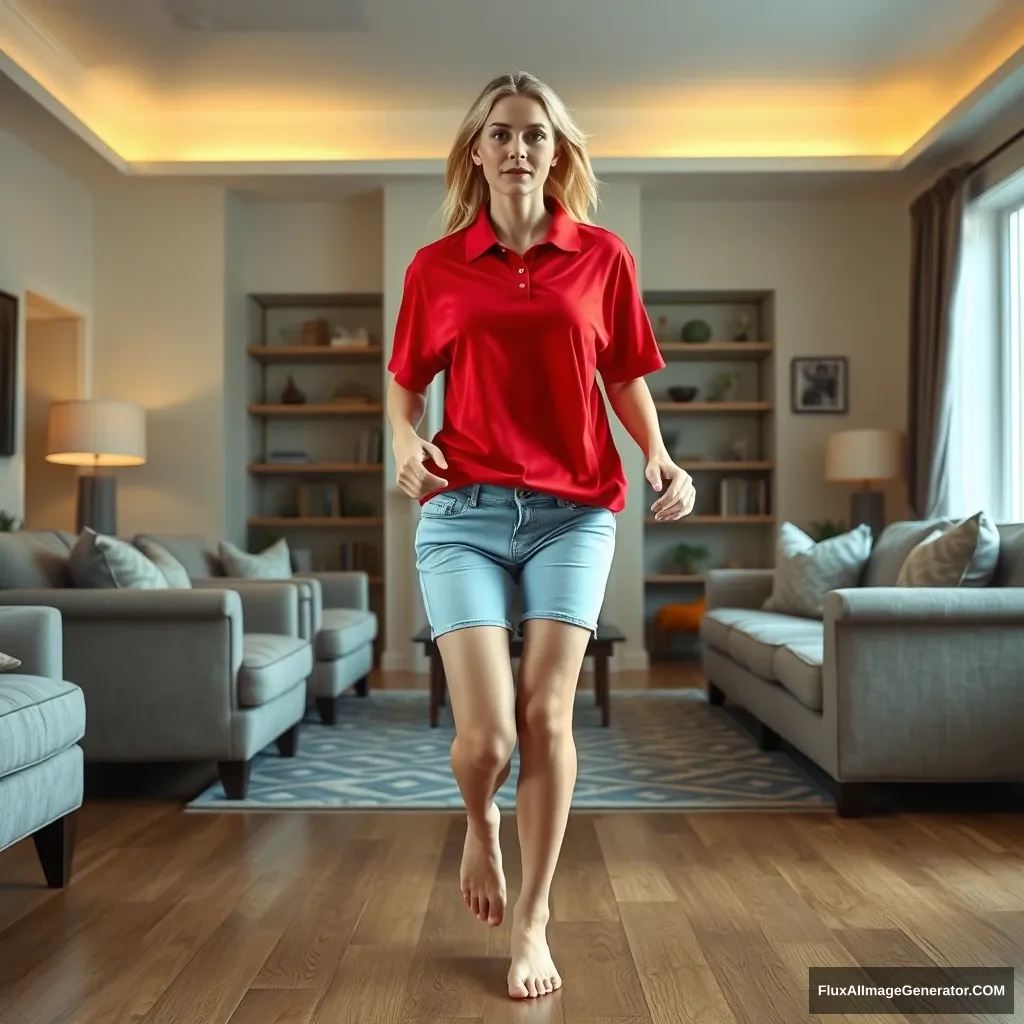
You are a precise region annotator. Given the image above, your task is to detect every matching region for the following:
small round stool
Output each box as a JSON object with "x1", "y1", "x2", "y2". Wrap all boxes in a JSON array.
[{"x1": 654, "y1": 597, "x2": 705, "y2": 658}]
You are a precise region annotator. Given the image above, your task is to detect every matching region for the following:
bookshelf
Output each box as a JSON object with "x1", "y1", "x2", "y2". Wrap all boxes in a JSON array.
[
  {"x1": 245, "y1": 292, "x2": 386, "y2": 664},
  {"x1": 642, "y1": 289, "x2": 778, "y2": 661}
]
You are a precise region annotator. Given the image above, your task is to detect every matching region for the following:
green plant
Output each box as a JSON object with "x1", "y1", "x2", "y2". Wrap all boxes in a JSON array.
[
  {"x1": 809, "y1": 519, "x2": 847, "y2": 541},
  {"x1": 672, "y1": 542, "x2": 709, "y2": 573},
  {"x1": 0, "y1": 510, "x2": 20, "y2": 531}
]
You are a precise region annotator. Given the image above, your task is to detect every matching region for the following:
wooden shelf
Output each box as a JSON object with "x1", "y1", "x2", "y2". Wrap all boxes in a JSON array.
[
  {"x1": 658, "y1": 341, "x2": 772, "y2": 359},
  {"x1": 248, "y1": 517, "x2": 384, "y2": 528},
  {"x1": 655, "y1": 401, "x2": 772, "y2": 413},
  {"x1": 684, "y1": 460, "x2": 774, "y2": 471},
  {"x1": 247, "y1": 344, "x2": 383, "y2": 362},
  {"x1": 646, "y1": 574, "x2": 704, "y2": 584},
  {"x1": 249, "y1": 462, "x2": 383, "y2": 474},
  {"x1": 248, "y1": 403, "x2": 383, "y2": 417},
  {"x1": 645, "y1": 515, "x2": 775, "y2": 525}
]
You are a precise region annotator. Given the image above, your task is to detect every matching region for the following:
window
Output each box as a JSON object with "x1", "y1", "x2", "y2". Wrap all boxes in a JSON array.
[{"x1": 1008, "y1": 202, "x2": 1024, "y2": 520}]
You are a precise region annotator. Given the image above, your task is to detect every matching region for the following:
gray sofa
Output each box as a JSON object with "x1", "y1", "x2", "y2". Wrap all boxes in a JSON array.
[
  {"x1": 0, "y1": 530, "x2": 312, "y2": 799},
  {"x1": 132, "y1": 533, "x2": 378, "y2": 724},
  {"x1": 0, "y1": 606, "x2": 85, "y2": 887},
  {"x1": 700, "y1": 517, "x2": 1024, "y2": 816}
]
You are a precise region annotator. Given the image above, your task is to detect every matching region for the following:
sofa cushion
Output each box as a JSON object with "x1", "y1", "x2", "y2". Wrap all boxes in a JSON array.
[
  {"x1": 134, "y1": 537, "x2": 193, "y2": 588},
  {"x1": 701, "y1": 607, "x2": 822, "y2": 676},
  {"x1": 0, "y1": 531, "x2": 73, "y2": 588},
  {"x1": 995, "y1": 523, "x2": 1024, "y2": 586},
  {"x1": 316, "y1": 608, "x2": 378, "y2": 660},
  {"x1": 132, "y1": 533, "x2": 221, "y2": 579},
  {"x1": 896, "y1": 512, "x2": 1000, "y2": 588},
  {"x1": 238, "y1": 634, "x2": 312, "y2": 707},
  {"x1": 762, "y1": 522, "x2": 872, "y2": 618},
  {"x1": 68, "y1": 530, "x2": 170, "y2": 589},
  {"x1": 773, "y1": 639, "x2": 823, "y2": 710},
  {"x1": 0, "y1": 675, "x2": 86, "y2": 777},
  {"x1": 220, "y1": 538, "x2": 293, "y2": 580}
]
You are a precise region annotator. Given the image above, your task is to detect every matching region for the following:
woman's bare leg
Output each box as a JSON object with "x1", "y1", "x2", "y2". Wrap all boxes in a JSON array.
[
  {"x1": 507, "y1": 617, "x2": 591, "y2": 999},
  {"x1": 435, "y1": 624, "x2": 517, "y2": 927}
]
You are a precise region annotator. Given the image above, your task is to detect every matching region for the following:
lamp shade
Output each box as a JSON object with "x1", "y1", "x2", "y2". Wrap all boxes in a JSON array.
[
  {"x1": 826, "y1": 429, "x2": 904, "y2": 484},
  {"x1": 45, "y1": 400, "x2": 146, "y2": 468}
]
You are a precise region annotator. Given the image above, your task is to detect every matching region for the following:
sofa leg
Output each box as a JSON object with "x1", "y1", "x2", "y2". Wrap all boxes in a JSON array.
[
  {"x1": 355, "y1": 675, "x2": 369, "y2": 697},
  {"x1": 706, "y1": 682, "x2": 724, "y2": 705},
  {"x1": 33, "y1": 811, "x2": 76, "y2": 889},
  {"x1": 757, "y1": 722, "x2": 781, "y2": 751},
  {"x1": 275, "y1": 723, "x2": 299, "y2": 757},
  {"x1": 218, "y1": 760, "x2": 252, "y2": 800},
  {"x1": 836, "y1": 782, "x2": 875, "y2": 818},
  {"x1": 317, "y1": 695, "x2": 339, "y2": 725}
]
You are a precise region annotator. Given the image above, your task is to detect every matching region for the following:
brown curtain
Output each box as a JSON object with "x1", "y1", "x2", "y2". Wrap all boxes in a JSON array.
[{"x1": 906, "y1": 164, "x2": 971, "y2": 519}]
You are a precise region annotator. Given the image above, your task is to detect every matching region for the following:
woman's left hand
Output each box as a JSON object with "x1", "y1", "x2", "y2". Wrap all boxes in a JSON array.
[{"x1": 645, "y1": 454, "x2": 696, "y2": 521}]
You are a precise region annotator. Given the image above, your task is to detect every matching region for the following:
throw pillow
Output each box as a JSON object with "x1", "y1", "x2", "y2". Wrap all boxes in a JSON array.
[
  {"x1": 0, "y1": 651, "x2": 22, "y2": 672},
  {"x1": 762, "y1": 521, "x2": 873, "y2": 619},
  {"x1": 134, "y1": 537, "x2": 193, "y2": 588},
  {"x1": 896, "y1": 511, "x2": 999, "y2": 587},
  {"x1": 68, "y1": 529, "x2": 170, "y2": 589},
  {"x1": 218, "y1": 538, "x2": 292, "y2": 579}
]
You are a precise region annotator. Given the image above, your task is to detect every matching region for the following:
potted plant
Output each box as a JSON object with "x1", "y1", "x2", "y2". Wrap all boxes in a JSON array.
[
  {"x1": 0, "y1": 510, "x2": 20, "y2": 531},
  {"x1": 672, "y1": 542, "x2": 709, "y2": 575}
]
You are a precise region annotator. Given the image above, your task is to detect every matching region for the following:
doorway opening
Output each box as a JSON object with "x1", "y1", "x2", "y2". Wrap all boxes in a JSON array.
[{"x1": 23, "y1": 290, "x2": 86, "y2": 531}]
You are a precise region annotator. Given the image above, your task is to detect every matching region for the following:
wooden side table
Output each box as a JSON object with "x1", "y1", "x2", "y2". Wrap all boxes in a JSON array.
[{"x1": 412, "y1": 624, "x2": 626, "y2": 727}]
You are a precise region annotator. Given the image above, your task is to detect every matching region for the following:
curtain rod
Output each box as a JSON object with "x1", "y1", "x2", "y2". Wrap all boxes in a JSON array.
[{"x1": 970, "y1": 124, "x2": 1024, "y2": 175}]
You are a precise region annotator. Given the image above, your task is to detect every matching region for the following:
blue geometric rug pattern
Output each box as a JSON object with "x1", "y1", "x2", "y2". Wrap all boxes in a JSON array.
[{"x1": 187, "y1": 689, "x2": 833, "y2": 811}]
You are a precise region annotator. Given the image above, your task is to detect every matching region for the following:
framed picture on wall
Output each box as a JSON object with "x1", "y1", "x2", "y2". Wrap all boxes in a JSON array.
[
  {"x1": 0, "y1": 290, "x2": 17, "y2": 456},
  {"x1": 791, "y1": 356, "x2": 848, "y2": 414}
]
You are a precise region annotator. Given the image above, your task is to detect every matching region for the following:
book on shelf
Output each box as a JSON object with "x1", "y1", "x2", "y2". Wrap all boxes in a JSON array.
[
  {"x1": 356, "y1": 428, "x2": 383, "y2": 464},
  {"x1": 338, "y1": 540, "x2": 378, "y2": 575},
  {"x1": 719, "y1": 476, "x2": 769, "y2": 516},
  {"x1": 297, "y1": 482, "x2": 343, "y2": 517}
]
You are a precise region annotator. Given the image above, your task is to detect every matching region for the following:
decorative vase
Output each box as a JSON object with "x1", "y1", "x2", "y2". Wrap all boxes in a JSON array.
[{"x1": 281, "y1": 375, "x2": 306, "y2": 404}]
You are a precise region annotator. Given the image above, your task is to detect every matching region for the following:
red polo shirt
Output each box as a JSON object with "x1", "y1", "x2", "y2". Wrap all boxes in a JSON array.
[{"x1": 388, "y1": 199, "x2": 665, "y2": 512}]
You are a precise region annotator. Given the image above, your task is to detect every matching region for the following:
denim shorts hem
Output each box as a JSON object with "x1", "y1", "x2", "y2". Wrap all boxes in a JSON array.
[
  {"x1": 431, "y1": 618, "x2": 514, "y2": 641},
  {"x1": 518, "y1": 612, "x2": 598, "y2": 637}
]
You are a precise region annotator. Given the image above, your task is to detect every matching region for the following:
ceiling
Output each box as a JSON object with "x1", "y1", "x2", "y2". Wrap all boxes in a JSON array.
[{"x1": 0, "y1": 0, "x2": 1023, "y2": 183}]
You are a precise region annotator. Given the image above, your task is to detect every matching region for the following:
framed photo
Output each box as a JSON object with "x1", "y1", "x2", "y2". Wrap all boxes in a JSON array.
[
  {"x1": 0, "y1": 290, "x2": 16, "y2": 456},
  {"x1": 791, "y1": 356, "x2": 847, "y2": 414}
]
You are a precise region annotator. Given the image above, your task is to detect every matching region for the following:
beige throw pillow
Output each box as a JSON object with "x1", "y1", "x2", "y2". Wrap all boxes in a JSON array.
[
  {"x1": 218, "y1": 538, "x2": 292, "y2": 579},
  {"x1": 896, "y1": 512, "x2": 998, "y2": 587},
  {"x1": 762, "y1": 522, "x2": 873, "y2": 619},
  {"x1": 68, "y1": 529, "x2": 170, "y2": 589}
]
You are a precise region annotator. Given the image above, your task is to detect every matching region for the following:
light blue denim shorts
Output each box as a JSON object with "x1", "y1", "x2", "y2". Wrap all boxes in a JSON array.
[{"x1": 414, "y1": 483, "x2": 616, "y2": 641}]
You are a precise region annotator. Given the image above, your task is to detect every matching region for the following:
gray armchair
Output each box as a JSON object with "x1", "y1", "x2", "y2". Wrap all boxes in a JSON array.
[
  {"x1": 0, "y1": 531, "x2": 312, "y2": 799},
  {"x1": 132, "y1": 533, "x2": 378, "y2": 724},
  {"x1": 0, "y1": 606, "x2": 85, "y2": 887}
]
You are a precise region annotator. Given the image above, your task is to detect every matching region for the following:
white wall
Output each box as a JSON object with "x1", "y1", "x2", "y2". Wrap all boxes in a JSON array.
[
  {"x1": 0, "y1": 127, "x2": 93, "y2": 518},
  {"x1": 642, "y1": 198, "x2": 911, "y2": 537},
  {"x1": 92, "y1": 179, "x2": 227, "y2": 540}
]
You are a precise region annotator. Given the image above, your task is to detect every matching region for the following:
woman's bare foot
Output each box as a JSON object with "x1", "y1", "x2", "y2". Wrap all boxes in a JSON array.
[
  {"x1": 461, "y1": 802, "x2": 506, "y2": 926},
  {"x1": 507, "y1": 905, "x2": 561, "y2": 999}
]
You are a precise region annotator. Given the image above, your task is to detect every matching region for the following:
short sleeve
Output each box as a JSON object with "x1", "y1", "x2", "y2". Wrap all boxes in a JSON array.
[
  {"x1": 388, "y1": 256, "x2": 445, "y2": 392},
  {"x1": 598, "y1": 243, "x2": 666, "y2": 384}
]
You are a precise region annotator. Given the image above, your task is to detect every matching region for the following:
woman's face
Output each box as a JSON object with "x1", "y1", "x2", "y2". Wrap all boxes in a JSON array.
[{"x1": 472, "y1": 94, "x2": 559, "y2": 199}]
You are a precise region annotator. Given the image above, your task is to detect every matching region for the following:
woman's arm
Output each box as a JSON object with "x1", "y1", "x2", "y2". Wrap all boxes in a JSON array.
[
  {"x1": 604, "y1": 377, "x2": 669, "y2": 459},
  {"x1": 386, "y1": 373, "x2": 428, "y2": 442}
]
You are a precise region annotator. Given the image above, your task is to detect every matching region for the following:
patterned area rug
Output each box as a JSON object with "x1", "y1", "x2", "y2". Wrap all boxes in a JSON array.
[{"x1": 187, "y1": 689, "x2": 833, "y2": 812}]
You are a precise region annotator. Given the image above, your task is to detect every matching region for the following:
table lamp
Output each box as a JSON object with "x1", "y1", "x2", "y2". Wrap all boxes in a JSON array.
[
  {"x1": 45, "y1": 400, "x2": 146, "y2": 535},
  {"x1": 825, "y1": 429, "x2": 905, "y2": 541}
]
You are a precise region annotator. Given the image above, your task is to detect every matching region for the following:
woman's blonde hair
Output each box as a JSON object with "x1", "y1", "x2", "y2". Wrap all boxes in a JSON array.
[{"x1": 442, "y1": 71, "x2": 599, "y2": 235}]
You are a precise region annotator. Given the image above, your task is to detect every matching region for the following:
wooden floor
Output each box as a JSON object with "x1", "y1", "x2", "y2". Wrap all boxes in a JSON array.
[{"x1": 1, "y1": 668, "x2": 1023, "y2": 1023}]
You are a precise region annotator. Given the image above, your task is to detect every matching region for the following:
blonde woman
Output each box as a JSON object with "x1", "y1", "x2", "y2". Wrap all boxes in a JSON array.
[{"x1": 386, "y1": 71, "x2": 695, "y2": 999}]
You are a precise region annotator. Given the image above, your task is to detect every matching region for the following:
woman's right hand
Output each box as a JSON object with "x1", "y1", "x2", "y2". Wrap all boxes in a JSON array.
[{"x1": 393, "y1": 429, "x2": 449, "y2": 499}]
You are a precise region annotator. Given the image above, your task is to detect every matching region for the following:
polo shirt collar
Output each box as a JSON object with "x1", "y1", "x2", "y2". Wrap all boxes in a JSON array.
[{"x1": 465, "y1": 198, "x2": 581, "y2": 261}]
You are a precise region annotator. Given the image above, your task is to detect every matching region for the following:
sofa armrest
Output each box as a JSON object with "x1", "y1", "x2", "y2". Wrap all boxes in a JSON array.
[
  {"x1": 823, "y1": 587, "x2": 1024, "y2": 780},
  {"x1": 0, "y1": 587, "x2": 247, "y2": 762},
  {"x1": 296, "y1": 571, "x2": 369, "y2": 612},
  {"x1": 192, "y1": 576, "x2": 319, "y2": 638},
  {"x1": 704, "y1": 569, "x2": 774, "y2": 611},
  {"x1": 190, "y1": 579, "x2": 301, "y2": 636},
  {"x1": 0, "y1": 606, "x2": 62, "y2": 682}
]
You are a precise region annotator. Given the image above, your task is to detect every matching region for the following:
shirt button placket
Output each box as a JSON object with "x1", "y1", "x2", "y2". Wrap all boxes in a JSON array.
[{"x1": 515, "y1": 257, "x2": 528, "y2": 297}]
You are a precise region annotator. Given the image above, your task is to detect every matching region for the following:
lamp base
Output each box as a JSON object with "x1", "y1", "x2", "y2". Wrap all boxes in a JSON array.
[
  {"x1": 76, "y1": 475, "x2": 116, "y2": 535},
  {"x1": 850, "y1": 490, "x2": 885, "y2": 543}
]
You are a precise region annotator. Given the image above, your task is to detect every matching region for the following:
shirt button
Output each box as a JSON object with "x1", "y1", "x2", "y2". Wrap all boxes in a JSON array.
[
  {"x1": 518, "y1": 282, "x2": 525, "y2": 288},
  {"x1": 518, "y1": 268, "x2": 524, "y2": 274}
]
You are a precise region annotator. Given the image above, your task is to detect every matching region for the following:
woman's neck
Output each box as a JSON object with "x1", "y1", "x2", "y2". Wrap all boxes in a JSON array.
[{"x1": 487, "y1": 191, "x2": 551, "y2": 254}]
